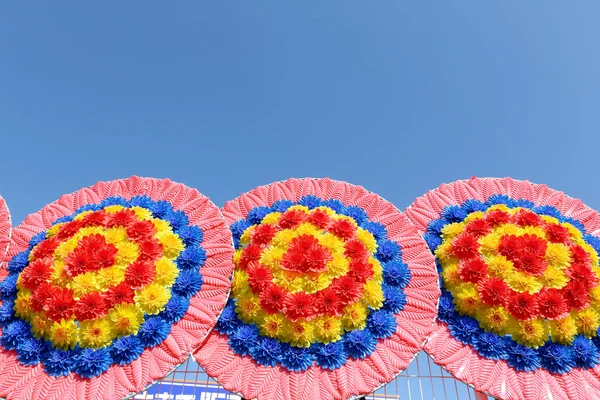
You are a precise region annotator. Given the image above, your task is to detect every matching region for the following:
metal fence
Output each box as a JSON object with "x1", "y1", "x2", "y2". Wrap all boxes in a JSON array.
[{"x1": 133, "y1": 351, "x2": 492, "y2": 400}]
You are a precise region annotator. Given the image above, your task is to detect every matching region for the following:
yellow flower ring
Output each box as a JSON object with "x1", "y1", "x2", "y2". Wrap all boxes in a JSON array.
[
  {"x1": 194, "y1": 178, "x2": 439, "y2": 400},
  {"x1": 0, "y1": 177, "x2": 234, "y2": 400},
  {"x1": 405, "y1": 177, "x2": 600, "y2": 400}
]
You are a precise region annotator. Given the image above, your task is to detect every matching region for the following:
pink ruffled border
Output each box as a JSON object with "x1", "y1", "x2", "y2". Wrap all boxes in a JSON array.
[
  {"x1": 0, "y1": 196, "x2": 11, "y2": 267},
  {"x1": 0, "y1": 176, "x2": 234, "y2": 400},
  {"x1": 194, "y1": 177, "x2": 440, "y2": 400},
  {"x1": 404, "y1": 177, "x2": 600, "y2": 400}
]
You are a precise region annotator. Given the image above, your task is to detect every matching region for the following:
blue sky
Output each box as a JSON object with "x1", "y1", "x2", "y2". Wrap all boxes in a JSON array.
[{"x1": 1, "y1": 1, "x2": 599, "y2": 226}]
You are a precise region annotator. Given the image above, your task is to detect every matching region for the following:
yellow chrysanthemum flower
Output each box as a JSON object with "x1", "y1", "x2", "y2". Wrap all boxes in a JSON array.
[
  {"x1": 520, "y1": 226, "x2": 547, "y2": 240},
  {"x1": 435, "y1": 242, "x2": 458, "y2": 266},
  {"x1": 326, "y1": 253, "x2": 350, "y2": 277},
  {"x1": 540, "y1": 266, "x2": 569, "y2": 289},
  {"x1": 46, "y1": 223, "x2": 64, "y2": 237},
  {"x1": 479, "y1": 234, "x2": 502, "y2": 256},
  {"x1": 78, "y1": 318, "x2": 114, "y2": 348},
  {"x1": 109, "y1": 304, "x2": 144, "y2": 336},
  {"x1": 563, "y1": 223, "x2": 583, "y2": 241},
  {"x1": 104, "y1": 205, "x2": 125, "y2": 214},
  {"x1": 318, "y1": 233, "x2": 345, "y2": 255},
  {"x1": 31, "y1": 313, "x2": 53, "y2": 339},
  {"x1": 581, "y1": 243, "x2": 599, "y2": 268},
  {"x1": 285, "y1": 320, "x2": 315, "y2": 348},
  {"x1": 54, "y1": 240, "x2": 79, "y2": 260},
  {"x1": 69, "y1": 273, "x2": 100, "y2": 297},
  {"x1": 545, "y1": 243, "x2": 572, "y2": 270},
  {"x1": 441, "y1": 223, "x2": 465, "y2": 241},
  {"x1": 102, "y1": 228, "x2": 128, "y2": 245},
  {"x1": 363, "y1": 280, "x2": 384, "y2": 309},
  {"x1": 549, "y1": 317, "x2": 578, "y2": 345},
  {"x1": 231, "y1": 270, "x2": 250, "y2": 296},
  {"x1": 271, "y1": 230, "x2": 297, "y2": 248},
  {"x1": 356, "y1": 228, "x2": 378, "y2": 253},
  {"x1": 342, "y1": 302, "x2": 368, "y2": 330},
  {"x1": 314, "y1": 315, "x2": 344, "y2": 343},
  {"x1": 494, "y1": 224, "x2": 519, "y2": 237},
  {"x1": 485, "y1": 255, "x2": 513, "y2": 277},
  {"x1": 151, "y1": 218, "x2": 172, "y2": 233},
  {"x1": 154, "y1": 257, "x2": 180, "y2": 286},
  {"x1": 512, "y1": 319, "x2": 548, "y2": 348},
  {"x1": 114, "y1": 242, "x2": 139, "y2": 265},
  {"x1": 156, "y1": 231, "x2": 185, "y2": 259},
  {"x1": 260, "y1": 246, "x2": 285, "y2": 270},
  {"x1": 288, "y1": 205, "x2": 310, "y2": 213},
  {"x1": 295, "y1": 223, "x2": 320, "y2": 237},
  {"x1": 49, "y1": 319, "x2": 78, "y2": 350},
  {"x1": 488, "y1": 204, "x2": 510, "y2": 212},
  {"x1": 541, "y1": 215, "x2": 560, "y2": 225},
  {"x1": 441, "y1": 263, "x2": 461, "y2": 290},
  {"x1": 261, "y1": 212, "x2": 281, "y2": 225},
  {"x1": 13, "y1": 291, "x2": 33, "y2": 320},
  {"x1": 477, "y1": 306, "x2": 511, "y2": 334},
  {"x1": 260, "y1": 313, "x2": 288, "y2": 339},
  {"x1": 73, "y1": 210, "x2": 93, "y2": 221},
  {"x1": 591, "y1": 286, "x2": 600, "y2": 306},
  {"x1": 239, "y1": 227, "x2": 255, "y2": 246},
  {"x1": 371, "y1": 257, "x2": 383, "y2": 282},
  {"x1": 95, "y1": 266, "x2": 126, "y2": 289},
  {"x1": 464, "y1": 211, "x2": 485, "y2": 223},
  {"x1": 131, "y1": 206, "x2": 153, "y2": 220},
  {"x1": 135, "y1": 283, "x2": 171, "y2": 315},
  {"x1": 235, "y1": 293, "x2": 262, "y2": 324},
  {"x1": 504, "y1": 270, "x2": 543, "y2": 294},
  {"x1": 574, "y1": 308, "x2": 600, "y2": 338},
  {"x1": 233, "y1": 248, "x2": 243, "y2": 265},
  {"x1": 453, "y1": 283, "x2": 481, "y2": 317}
]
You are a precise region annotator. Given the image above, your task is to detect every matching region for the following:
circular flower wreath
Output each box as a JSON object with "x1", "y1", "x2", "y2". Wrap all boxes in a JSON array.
[
  {"x1": 195, "y1": 178, "x2": 439, "y2": 400},
  {"x1": 0, "y1": 177, "x2": 234, "y2": 400},
  {"x1": 405, "y1": 177, "x2": 600, "y2": 400}
]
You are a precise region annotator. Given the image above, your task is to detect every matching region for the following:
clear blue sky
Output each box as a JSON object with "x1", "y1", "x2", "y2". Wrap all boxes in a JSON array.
[{"x1": 1, "y1": 2, "x2": 599, "y2": 226}]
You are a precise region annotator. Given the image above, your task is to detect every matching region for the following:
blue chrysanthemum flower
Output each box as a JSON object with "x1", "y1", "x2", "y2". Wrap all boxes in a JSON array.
[
  {"x1": 343, "y1": 205, "x2": 368, "y2": 226},
  {"x1": 514, "y1": 198, "x2": 535, "y2": 208},
  {"x1": 485, "y1": 194, "x2": 516, "y2": 207},
  {"x1": 150, "y1": 200, "x2": 173, "y2": 218},
  {"x1": 16, "y1": 337, "x2": 45, "y2": 365},
  {"x1": 0, "y1": 320, "x2": 31, "y2": 350},
  {"x1": 0, "y1": 274, "x2": 18, "y2": 300},
  {"x1": 539, "y1": 342, "x2": 575, "y2": 374},
  {"x1": 280, "y1": 344, "x2": 314, "y2": 372},
  {"x1": 229, "y1": 325, "x2": 259, "y2": 357},
  {"x1": 172, "y1": 270, "x2": 203, "y2": 299},
  {"x1": 448, "y1": 316, "x2": 481, "y2": 345},
  {"x1": 367, "y1": 310, "x2": 397, "y2": 339},
  {"x1": 584, "y1": 234, "x2": 600, "y2": 255},
  {"x1": 343, "y1": 329, "x2": 377, "y2": 359},
  {"x1": 101, "y1": 196, "x2": 128, "y2": 207},
  {"x1": 423, "y1": 233, "x2": 442, "y2": 252},
  {"x1": 375, "y1": 240, "x2": 401, "y2": 263},
  {"x1": 361, "y1": 221, "x2": 388, "y2": 241},
  {"x1": 271, "y1": 200, "x2": 294, "y2": 213},
  {"x1": 129, "y1": 195, "x2": 154, "y2": 209},
  {"x1": 437, "y1": 293, "x2": 456, "y2": 324},
  {"x1": 74, "y1": 348, "x2": 112, "y2": 379},
  {"x1": 311, "y1": 342, "x2": 347, "y2": 370},
  {"x1": 563, "y1": 217, "x2": 586, "y2": 234},
  {"x1": 42, "y1": 348, "x2": 75, "y2": 377},
  {"x1": 230, "y1": 219, "x2": 251, "y2": 242},
  {"x1": 440, "y1": 206, "x2": 467, "y2": 223},
  {"x1": 138, "y1": 316, "x2": 171, "y2": 348},
  {"x1": 473, "y1": 332, "x2": 506, "y2": 360},
  {"x1": 571, "y1": 335, "x2": 599, "y2": 369},
  {"x1": 176, "y1": 246, "x2": 207, "y2": 271},
  {"x1": 505, "y1": 340, "x2": 540, "y2": 372},
  {"x1": 299, "y1": 195, "x2": 323, "y2": 210},
  {"x1": 215, "y1": 301, "x2": 241, "y2": 336},
  {"x1": 177, "y1": 225, "x2": 204, "y2": 247},
  {"x1": 322, "y1": 199, "x2": 346, "y2": 214},
  {"x1": 0, "y1": 298, "x2": 15, "y2": 326},
  {"x1": 54, "y1": 215, "x2": 74, "y2": 224},
  {"x1": 249, "y1": 337, "x2": 282, "y2": 367},
  {"x1": 110, "y1": 336, "x2": 144, "y2": 366},
  {"x1": 461, "y1": 199, "x2": 488, "y2": 213},
  {"x1": 426, "y1": 219, "x2": 447, "y2": 235},
  {"x1": 533, "y1": 205, "x2": 561, "y2": 218},
  {"x1": 382, "y1": 286, "x2": 407, "y2": 313},
  {"x1": 7, "y1": 251, "x2": 30, "y2": 274},
  {"x1": 29, "y1": 232, "x2": 47, "y2": 248},
  {"x1": 383, "y1": 261, "x2": 411, "y2": 288},
  {"x1": 165, "y1": 210, "x2": 189, "y2": 231},
  {"x1": 247, "y1": 206, "x2": 271, "y2": 225},
  {"x1": 159, "y1": 295, "x2": 190, "y2": 324}
]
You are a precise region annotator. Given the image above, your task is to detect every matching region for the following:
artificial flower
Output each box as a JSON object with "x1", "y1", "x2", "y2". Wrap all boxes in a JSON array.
[
  {"x1": 78, "y1": 318, "x2": 114, "y2": 348},
  {"x1": 549, "y1": 316, "x2": 578, "y2": 345},
  {"x1": 342, "y1": 302, "x2": 368, "y2": 330},
  {"x1": 512, "y1": 319, "x2": 548, "y2": 348},
  {"x1": 109, "y1": 303, "x2": 143, "y2": 336},
  {"x1": 135, "y1": 283, "x2": 171, "y2": 314},
  {"x1": 453, "y1": 283, "x2": 482, "y2": 317},
  {"x1": 574, "y1": 308, "x2": 600, "y2": 338},
  {"x1": 314, "y1": 315, "x2": 344, "y2": 343},
  {"x1": 153, "y1": 257, "x2": 180, "y2": 286},
  {"x1": 49, "y1": 319, "x2": 78, "y2": 350},
  {"x1": 477, "y1": 306, "x2": 511, "y2": 333}
]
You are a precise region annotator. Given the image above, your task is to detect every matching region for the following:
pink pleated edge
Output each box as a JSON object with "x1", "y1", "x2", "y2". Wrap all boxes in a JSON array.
[
  {"x1": 405, "y1": 177, "x2": 600, "y2": 400},
  {"x1": 194, "y1": 177, "x2": 440, "y2": 400},
  {"x1": 0, "y1": 176, "x2": 235, "y2": 400},
  {"x1": 0, "y1": 197, "x2": 11, "y2": 266}
]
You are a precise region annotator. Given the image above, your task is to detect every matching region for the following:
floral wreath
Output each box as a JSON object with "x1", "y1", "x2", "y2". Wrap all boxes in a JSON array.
[
  {"x1": 405, "y1": 177, "x2": 600, "y2": 400},
  {"x1": 0, "y1": 177, "x2": 234, "y2": 400},
  {"x1": 194, "y1": 178, "x2": 439, "y2": 400}
]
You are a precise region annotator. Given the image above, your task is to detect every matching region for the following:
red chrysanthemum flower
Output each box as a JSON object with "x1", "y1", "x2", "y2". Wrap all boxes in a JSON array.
[
  {"x1": 477, "y1": 277, "x2": 509, "y2": 306},
  {"x1": 19, "y1": 257, "x2": 52, "y2": 291},
  {"x1": 304, "y1": 244, "x2": 333, "y2": 272},
  {"x1": 137, "y1": 239, "x2": 163, "y2": 262},
  {"x1": 81, "y1": 210, "x2": 108, "y2": 227},
  {"x1": 106, "y1": 209, "x2": 137, "y2": 228},
  {"x1": 126, "y1": 220, "x2": 157, "y2": 241},
  {"x1": 571, "y1": 245, "x2": 592, "y2": 266},
  {"x1": 451, "y1": 234, "x2": 480, "y2": 259},
  {"x1": 307, "y1": 209, "x2": 332, "y2": 229},
  {"x1": 281, "y1": 235, "x2": 331, "y2": 273},
  {"x1": 317, "y1": 288, "x2": 343, "y2": 316},
  {"x1": 464, "y1": 219, "x2": 492, "y2": 237},
  {"x1": 239, "y1": 244, "x2": 263, "y2": 269},
  {"x1": 330, "y1": 276, "x2": 362, "y2": 303},
  {"x1": 64, "y1": 251, "x2": 92, "y2": 277},
  {"x1": 32, "y1": 237, "x2": 61, "y2": 259},
  {"x1": 458, "y1": 258, "x2": 488, "y2": 284},
  {"x1": 94, "y1": 244, "x2": 118, "y2": 270},
  {"x1": 520, "y1": 234, "x2": 547, "y2": 257},
  {"x1": 280, "y1": 251, "x2": 304, "y2": 272},
  {"x1": 568, "y1": 262, "x2": 598, "y2": 289},
  {"x1": 537, "y1": 289, "x2": 568, "y2": 320},
  {"x1": 29, "y1": 283, "x2": 54, "y2": 312},
  {"x1": 278, "y1": 209, "x2": 307, "y2": 229},
  {"x1": 329, "y1": 219, "x2": 357, "y2": 240},
  {"x1": 284, "y1": 292, "x2": 317, "y2": 321},
  {"x1": 44, "y1": 287, "x2": 76, "y2": 321},
  {"x1": 562, "y1": 280, "x2": 591, "y2": 310},
  {"x1": 544, "y1": 223, "x2": 571, "y2": 244},
  {"x1": 513, "y1": 253, "x2": 547, "y2": 276},
  {"x1": 498, "y1": 235, "x2": 522, "y2": 260},
  {"x1": 74, "y1": 292, "x2": 109, "y2": 321},
  {"x1": 247, "y1": 264, "x2": 274, "y2": 294},
  {"x1": 105, "y1": 282, "x2": 135, "y2": 306},
  {"x1": 251, "y1": 224, "x2": 278, "y2": 246},
  {"x1": 506, "y1": 292, "x2": 538, "y2": 320},
  {"x1": 348, "y1": 258, "x2": 374, "y2": 282},
  {"x1": 485, "y1": 210, "x2": 511, "y2": 226},
  {"x1": 344, "y1": 240, "x2": 368, "y2": 260},
  {"x1": 259, "y1": 284, "x2": 287, "y2": 314},
  {"x1": 513, "y1": 209, "x2": 543, "y2": 227},
  {"x1": 124, "y1": 260, "x2": 156, "y2": 289},
  {"x1": 56, "y1": 220, "x2": 85, "y2": 240}
]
